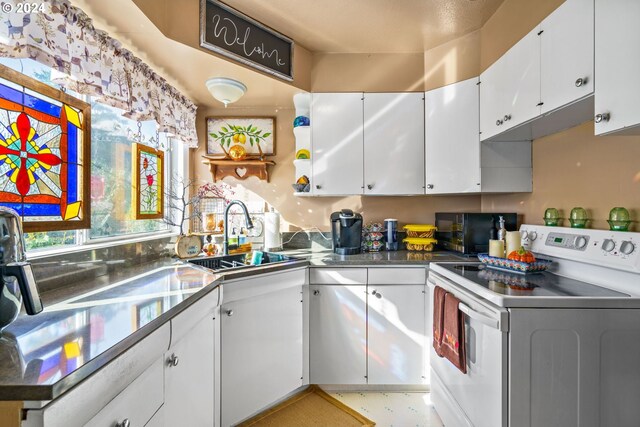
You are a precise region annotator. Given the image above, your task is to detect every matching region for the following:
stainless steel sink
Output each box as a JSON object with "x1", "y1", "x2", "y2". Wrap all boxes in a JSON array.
[{"x1": 186, "y1": 252, "x2": 295, "y2": 273}]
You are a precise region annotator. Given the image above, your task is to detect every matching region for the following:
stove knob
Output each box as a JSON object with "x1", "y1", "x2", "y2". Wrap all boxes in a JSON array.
[
  {"x1": 602, "y1": 239, "x2": 616, "y2": 252},
  {"x1": 620, "y1": 241, "x2": 635, "y2": 255},
  {"x1": 575, "y1": 236, "x2": 588, "y2": 249},
  {"x1": 529, "y1": 231, "x2": 538, "y2": 241},
  {"x1": 521, "y1": 230, "x2": 529, "y2": 240}
]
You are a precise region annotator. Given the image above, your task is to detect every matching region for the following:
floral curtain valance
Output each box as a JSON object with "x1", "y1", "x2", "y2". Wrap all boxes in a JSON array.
[{"x1": 0, "y1": 0, "x2": 198, "y2": 147}]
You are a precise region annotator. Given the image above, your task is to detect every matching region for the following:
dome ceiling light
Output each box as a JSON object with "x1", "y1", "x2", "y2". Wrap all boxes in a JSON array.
[{"x1": 205, "y1": 77, "x2": 247, "y2": 108}]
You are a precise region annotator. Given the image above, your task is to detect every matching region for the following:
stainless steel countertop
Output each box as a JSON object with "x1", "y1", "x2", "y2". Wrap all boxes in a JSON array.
[
  {"x1": 0, "y1": 248, "x2": 471, "y2": 402},
  {"x1": 0, "y1": 257, "x2": 307, "y2": 401}
]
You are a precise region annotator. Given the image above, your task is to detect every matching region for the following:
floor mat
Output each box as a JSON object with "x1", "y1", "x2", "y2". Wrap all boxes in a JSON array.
[{"x1": 238, "y1": 385, "x2": 375, "y2": 427}]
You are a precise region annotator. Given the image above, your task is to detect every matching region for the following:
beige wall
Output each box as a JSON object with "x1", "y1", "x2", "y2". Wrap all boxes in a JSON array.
[
  {"x1": 480, "y1": 0, "x2": 563, "y2": 71},
  {"x1": 482, "y1": 122, "x2": 640, "y2": 230},
  {"x1": 311, "y1": 53, "x2": 426, "y2": 93},
  {"x1": 424, "y1": 30, "x2": 481, "y2": 91}
]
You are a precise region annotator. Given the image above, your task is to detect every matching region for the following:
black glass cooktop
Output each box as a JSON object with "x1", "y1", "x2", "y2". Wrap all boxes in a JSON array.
[{"x1": 442, "y1": 263, "x2": 629, "y2": 297}]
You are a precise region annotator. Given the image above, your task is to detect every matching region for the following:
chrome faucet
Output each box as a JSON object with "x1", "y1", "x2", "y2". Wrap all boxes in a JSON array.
[{"x1": 223, "y1": 200, "x2": 254, "y2": 255}]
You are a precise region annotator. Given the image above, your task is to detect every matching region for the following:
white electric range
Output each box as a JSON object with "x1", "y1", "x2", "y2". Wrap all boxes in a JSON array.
[{"x1": 428, "y1": 225, "x2": 640, "y2": 427}]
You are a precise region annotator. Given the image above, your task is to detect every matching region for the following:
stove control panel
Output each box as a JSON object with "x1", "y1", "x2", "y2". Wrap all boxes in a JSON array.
[
  {"x1": 520, "y1": 224, "x2": 640, "y2": 273},
  {"x1": 545, "y1": 232, "x2": 590, "y2": 251}
]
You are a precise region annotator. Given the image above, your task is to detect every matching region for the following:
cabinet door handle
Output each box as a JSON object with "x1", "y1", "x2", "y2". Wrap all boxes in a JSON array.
[
  {"x1": 167, "y1": 353, "x2": 179, "y2": 367},
  {"x1": 575, "y1": 77, "x2": 588, "y2": 87},
  {"x1": 367, "y1": 184, "x2": 373, "y2": 190},
  {"x1": 426, "y1": 184, "x2": 434, "y2": 190},
  {"x1": 595, "y1": 113, "x2": 610, "y2": 123},
  {"x1": 313, "y1": 289, "x2": 320, "y2": 296},
  {"x1": 315, "y1": 185, "x2": 322, "y2": 190},
  {"x1": 116, "y1": 419, "x2": 130, "y2": 427},
  {"x1": 503, "y1": 114, "x2": 511, "y2": 121},
  {"x1": 226, "y1": 309, "x2": 234, "y2": 316},
  {"x1": 496, "y1": 119, "x2": 503, "y2": 126}
]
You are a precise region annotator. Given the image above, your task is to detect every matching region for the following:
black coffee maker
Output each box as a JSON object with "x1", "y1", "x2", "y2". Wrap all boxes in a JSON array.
[{"x1": 330, "y1": 209, "x2": 363, "y2": 255}]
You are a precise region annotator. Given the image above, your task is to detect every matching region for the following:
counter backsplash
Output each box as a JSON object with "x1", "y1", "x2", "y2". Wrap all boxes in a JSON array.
[
  {"x1": 281, "y1": 231, "x2": 408, "y2": 251},
  {"x1": 30, "y1": 235, "x2": 175, "y2": 294}
]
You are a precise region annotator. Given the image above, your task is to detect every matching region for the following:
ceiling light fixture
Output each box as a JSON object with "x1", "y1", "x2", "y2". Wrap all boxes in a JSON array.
[{"x1": 205, "y1": 77, "x2": 247, "y2": 108}]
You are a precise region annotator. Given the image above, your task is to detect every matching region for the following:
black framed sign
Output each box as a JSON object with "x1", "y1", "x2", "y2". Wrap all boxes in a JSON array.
[{"x1": 200, "y1": 0, "x2": 294, "y2": 81}]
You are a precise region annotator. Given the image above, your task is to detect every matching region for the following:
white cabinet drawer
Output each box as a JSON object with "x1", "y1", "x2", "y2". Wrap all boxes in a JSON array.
[
  {"x1": 85, "y1": 358, "x2": 164, "y2": 427},
  {"x1": 367, "y1": 268, "x2": 426, "y2": 285},
  {"x1": 309, "y1": 268, "x2": 367, "y2": 285}
]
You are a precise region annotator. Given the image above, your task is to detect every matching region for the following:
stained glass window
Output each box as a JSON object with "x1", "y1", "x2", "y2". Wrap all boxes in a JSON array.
[
  {"x1": 0, "y1": 64, "x2": 90, "y2": 232},
  {"x1": 133, "y1": 143, "x2": 164, "y2": 220}
]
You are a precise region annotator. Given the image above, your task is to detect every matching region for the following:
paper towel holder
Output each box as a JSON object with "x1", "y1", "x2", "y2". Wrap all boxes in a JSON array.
[{"x1": 264, "y1": 207, "x2": 282, "y2": 251}]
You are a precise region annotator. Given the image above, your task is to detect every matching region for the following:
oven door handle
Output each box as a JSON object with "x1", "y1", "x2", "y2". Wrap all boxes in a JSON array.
[{"x1": 458, "y1": 302, "x2": 500, "y2": 330}]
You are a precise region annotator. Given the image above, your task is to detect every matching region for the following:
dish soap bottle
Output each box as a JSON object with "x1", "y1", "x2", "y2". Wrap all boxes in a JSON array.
[
  {"x1": 239, "y1": 227, "x2": 247, "y2": 245},
  {"x1": 229, "y1": 227, "x2": 238, "y2": 247}
]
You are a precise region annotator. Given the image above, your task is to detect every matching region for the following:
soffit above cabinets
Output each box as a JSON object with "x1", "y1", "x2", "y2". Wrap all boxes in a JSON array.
[{"x1": 219, "y1": 0, "x2": 505, "y2": 53}]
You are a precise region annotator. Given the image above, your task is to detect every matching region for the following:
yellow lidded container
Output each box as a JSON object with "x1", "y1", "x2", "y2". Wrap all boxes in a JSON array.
[
  {"x1": 403, "y1": 224, "x2": 437, "y2": 238},
  {"x1": 403, "y1": 237, "x2": 437, "y2": 252}
]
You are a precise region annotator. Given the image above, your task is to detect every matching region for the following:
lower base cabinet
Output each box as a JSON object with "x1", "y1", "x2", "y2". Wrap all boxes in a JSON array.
[
  {"x1": 309, "y1": 268, "x2": 428, "y2": 386},
  {"x1": 164, "y1": 314, "x2": 216, "y2": 427},
  {"x1": 221, "y1": 285, "x2": 304, "y2": 426},
  {"x1": 309, "y1": 284, "x2": 368, "y2": 384},
  {"x1": 367, "y1": 284, "x2": 427, "y2": 385}
]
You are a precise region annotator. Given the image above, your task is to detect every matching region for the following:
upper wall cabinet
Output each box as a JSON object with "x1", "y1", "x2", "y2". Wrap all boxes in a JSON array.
[
  {"x1": 481, "y1": 0, "x2": 594, "y2": 142},
  {"x1": 480, "y1": 26, "x2": 541, "y2": 141},
  {"x1": 427, "y1": 78, "x2": 532, "y2": 194},
  {"x1": 310, "y1": 92, "x2": 425, "y2": 196},
  {"x1": 540, "y1": 0, "x2": 594, "y2": 115},
  {"x1": 363, "y1": 93, "x2": 425, "y2": 195},
  {"x1": 426, "y1": 77, "x2": 481, "y2": 194},
  {"x1": 311, "y1": 93, "x2": 364, "y2": 195},
  {"x1": 594, "y1": 0, "x2": 640, "y2": 136}
]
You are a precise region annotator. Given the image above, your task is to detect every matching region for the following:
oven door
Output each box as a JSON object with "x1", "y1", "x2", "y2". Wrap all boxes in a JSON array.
[{"x1": 428, "y1": 271, "x2": 508, "y2": 427}]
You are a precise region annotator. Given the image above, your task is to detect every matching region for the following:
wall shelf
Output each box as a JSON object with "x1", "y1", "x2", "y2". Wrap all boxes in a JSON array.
[{"x1": 202, "y1": 156, "x2": 276, "y2": 183}]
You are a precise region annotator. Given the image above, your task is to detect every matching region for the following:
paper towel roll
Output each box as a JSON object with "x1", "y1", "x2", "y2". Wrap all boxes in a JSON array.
[{"x1": 264, "y1": 212, "x2": 282, "y2": 250}]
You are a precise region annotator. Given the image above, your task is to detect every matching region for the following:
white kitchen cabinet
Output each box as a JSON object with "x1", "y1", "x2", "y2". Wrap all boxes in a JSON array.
[
  {"x1": 540, "y1": 0, "x2": 594, "y2": 115},
  {"x1": 311, "y1": 93, "x2": 364, "y2": 195},
  {"x1": 84, "y1": 358, "x2": 164, "y2": 427},
  {"x1": 480, "y1": 26, "x2": 541, "y2": 141},
  {"x1": 164, "y1": 287, "x2": 219, "y2": 427},
  {"x1": 221, "y1": 285, "x2": 303, "y2": 426},
  {"x1": 363, "y1": 93, "x2": 425, "y2": 195},
  {"x1": 594, "y1": 0, "x2": 640, "y2": 135},
  {"x1": 426, "y1": 77, "x2": 532, "y2": 194},
  {"x1": 164, "y1": 315, "x2": 215, "y2": 427},
  {"x1": 425, "y1": 77, "x2": 481, "y2": 194},
  {"x1": 367, "y1": 284, "x2": 427, "y2": 385},
  {"x1": 309, "y1": 284, "x2": 368, "y2": 384}
]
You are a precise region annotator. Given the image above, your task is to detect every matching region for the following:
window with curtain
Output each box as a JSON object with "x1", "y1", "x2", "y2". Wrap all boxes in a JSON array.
[{"x1": 0, "y1": 58, "x2": 174, "y2": 251}]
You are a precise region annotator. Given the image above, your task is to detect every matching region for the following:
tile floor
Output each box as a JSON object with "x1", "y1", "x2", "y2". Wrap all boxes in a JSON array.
[{"x1": 330, "y1": 392, "x2": 444, "y2": 427}]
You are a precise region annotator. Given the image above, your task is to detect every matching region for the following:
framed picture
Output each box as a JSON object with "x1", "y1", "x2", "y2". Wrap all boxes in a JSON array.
[
  {"x1": 0, "y1": 64, "x2": 91, "y2": 232},
  {"x1": 206, "y1": 116, "x2": 276, "y2": 158},
  {"x1": 132, "y1": 143, "x2": 164, "y2": 220}
]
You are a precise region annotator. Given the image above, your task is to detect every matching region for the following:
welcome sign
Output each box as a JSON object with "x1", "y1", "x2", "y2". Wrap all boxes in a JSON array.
[{"x1": 200, "y1": 0, "x2": 294, "y2": 81}]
